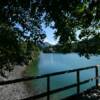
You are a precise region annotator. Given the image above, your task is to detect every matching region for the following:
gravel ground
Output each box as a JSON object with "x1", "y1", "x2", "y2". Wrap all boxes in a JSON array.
[
  {"x1": 63, "y1": 88, "x2": 100, "y2": 100},
  {"x1": 0, "y1": 65, "x2": 34, "y2": 100},
  {"x1": 81, "y1": 88, "x2": 100, "y2": 100}
]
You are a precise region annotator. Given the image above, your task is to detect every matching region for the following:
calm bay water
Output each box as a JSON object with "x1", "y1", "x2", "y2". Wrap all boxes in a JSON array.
[{"x1": 32, "y1": 53, "x2": 100, "y2": 100}]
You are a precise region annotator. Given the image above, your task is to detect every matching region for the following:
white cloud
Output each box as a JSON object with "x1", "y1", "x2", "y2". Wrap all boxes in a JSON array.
[{"x1": 44, "y1": 38, "x2": 58, "y2": 45}]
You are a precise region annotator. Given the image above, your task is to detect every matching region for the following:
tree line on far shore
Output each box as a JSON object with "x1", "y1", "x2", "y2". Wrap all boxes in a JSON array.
[{"x1": 43, "y1": 36, "x2": 100, "y2": 59}]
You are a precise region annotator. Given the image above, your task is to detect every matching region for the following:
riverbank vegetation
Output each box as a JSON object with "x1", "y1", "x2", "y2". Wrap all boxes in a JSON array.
[
  {"x1": 24, "y1": 45, "x2": 40, "y2": 76},
  {"x1": 0, "y1": 0, "x2": 46, "y2": 77}
]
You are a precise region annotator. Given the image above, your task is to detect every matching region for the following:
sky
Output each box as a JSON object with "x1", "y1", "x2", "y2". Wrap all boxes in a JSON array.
[
  {"x1": 42, "y1": 24, "x2": 59, "y2": 45},
  {"x1": 15, "y1": 22, "x2": 81, "y2": 45},
  {"x1": 42, "y1": 24, "x2": 81, "y2": 45},
  {"x1": 15, "y1": 22, "x2": 59, "y2": 45}
]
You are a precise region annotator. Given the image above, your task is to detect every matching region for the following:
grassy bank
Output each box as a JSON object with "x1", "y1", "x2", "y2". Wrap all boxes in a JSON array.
[
  {"x1": 24, "y1": 45, "x2": 40, "y2": 76},
  {"x1": 22, "y1": 45, "x2": 40, "y2": 95}
]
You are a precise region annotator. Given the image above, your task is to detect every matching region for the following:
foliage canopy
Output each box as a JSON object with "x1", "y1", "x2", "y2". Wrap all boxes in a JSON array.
[{"x1": 0, "y1": 0, "x2": 100, "y2": 76}]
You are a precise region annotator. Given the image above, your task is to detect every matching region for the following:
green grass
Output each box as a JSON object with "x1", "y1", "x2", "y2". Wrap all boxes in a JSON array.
[
  {"x1": 24, "y1": 46, "x2": 40, "y2": 76},
  {"x1": 23, "y1": 49, "x2": 40, "y2": 93},
  {"x1": 25, "y1": 57, "x2": 39, "y2": 76}
]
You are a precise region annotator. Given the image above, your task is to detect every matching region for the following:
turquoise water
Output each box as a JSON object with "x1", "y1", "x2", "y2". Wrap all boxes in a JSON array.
[{"x1": 32, "y1": 53, "x2": 100, "y2": 100}]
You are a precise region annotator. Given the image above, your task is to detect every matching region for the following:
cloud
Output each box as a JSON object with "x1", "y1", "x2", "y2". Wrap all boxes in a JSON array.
[
  {"x1": 44, "y1": 38, "x2": 58, "y2": 45},
  {"x1": 42, "y1": 23, "x2": 58, "y2": 45}
]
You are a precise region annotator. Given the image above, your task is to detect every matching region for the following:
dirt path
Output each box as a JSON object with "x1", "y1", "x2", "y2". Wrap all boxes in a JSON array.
[{"x1": 0, "y1": 65, "x2": 34, "y2": 100}]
